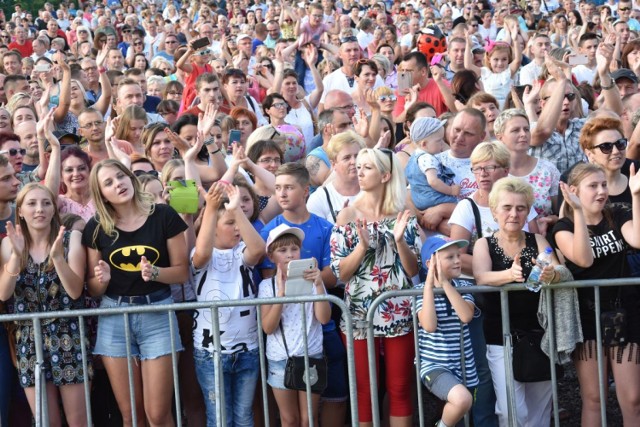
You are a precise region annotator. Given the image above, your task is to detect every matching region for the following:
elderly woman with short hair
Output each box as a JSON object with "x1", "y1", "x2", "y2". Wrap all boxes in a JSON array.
[{"x1": 473, "y1": 177, "x2": 563, "y2": 427}]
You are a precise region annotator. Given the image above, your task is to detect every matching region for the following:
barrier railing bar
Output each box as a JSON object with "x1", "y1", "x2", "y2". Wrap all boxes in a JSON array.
[
  {"x1": 594, "y1": 287, "x2": 607, "y2": 427},
  {"x1": 460, "y1": 328, "x2": 470, "y2": 427},
  {"x1": 33, "y1": 318, "x2": 44, "y2": 427},
  {"x1": 0, "y1": 294, "x2": 358, "y2": 426},
  {"x1": 123, "y1": 312, "x2": 137, "y2": 427},
  {"x1": 169, "y1": 310, "x2": 182, "y2": 427},
  {"x1": 500, "y1": 290, "x2": 517, "y2": 427},
  {"x1": 545, "y1": 288, "x2": 560, "y2": 427},
  {"x1": 256, "y1": 305, "x2": 271, "y2": 427},
  {"x1": 78, "y1": 316, "x2": 92, "y2": 427},
  {"x1": 366, "y1": 310, "x2": 380, "y2": 426},
  {"x1": 300, "y1": 303, "x2": 314, "y2": 425},
  {"x1": 211, "y1": 306, "x2": 226, "y2": 427},
  {"x1": 411, "y1": 295, "x2": 425, "y2": 427}
]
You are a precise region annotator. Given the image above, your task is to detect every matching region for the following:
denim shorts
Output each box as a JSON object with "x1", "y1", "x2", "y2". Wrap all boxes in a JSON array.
[
  {"x1": 93, "y1": 294, "x2": 183, "y2": 360},
  {"x1": 267, "y1": 353, "x2": 323, "y2": 390}
]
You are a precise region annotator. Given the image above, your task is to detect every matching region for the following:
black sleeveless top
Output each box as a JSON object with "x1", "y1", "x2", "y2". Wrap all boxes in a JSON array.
[{"x1": 482, "y1": 232, "x2": 542, "y2": 346}]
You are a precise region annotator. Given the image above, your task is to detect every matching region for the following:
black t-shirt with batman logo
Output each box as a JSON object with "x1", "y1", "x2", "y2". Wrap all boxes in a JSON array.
[{"x1": 82, "y1": 204, "x2": 188, "y2": 296}]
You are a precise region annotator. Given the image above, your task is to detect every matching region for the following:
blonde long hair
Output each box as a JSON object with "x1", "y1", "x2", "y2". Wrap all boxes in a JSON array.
[
  {"x1": 15, "y1": 183, "x2": 61, "y2": 271},
  {"x1": 89, "y1": 159, "x2": 154, "y2": 243}
]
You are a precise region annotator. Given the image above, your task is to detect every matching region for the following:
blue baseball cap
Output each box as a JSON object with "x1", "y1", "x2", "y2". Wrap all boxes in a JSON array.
[{"x1": 421, "y1": 235, "x2": 468, "y2": 266}]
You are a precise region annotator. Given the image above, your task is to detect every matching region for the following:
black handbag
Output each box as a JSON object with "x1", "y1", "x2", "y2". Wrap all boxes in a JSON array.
[
  {"x1": 272, "y1": 278, "x2": 328, "y2": 394},
  {"x1": 512, "y1": 329, "x2": 563, "y2": 383}
]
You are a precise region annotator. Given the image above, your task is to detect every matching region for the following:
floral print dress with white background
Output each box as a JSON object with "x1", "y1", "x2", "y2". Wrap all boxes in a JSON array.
[{"x1": 330, "y1": 216, "x2": 422, "y2": 340}]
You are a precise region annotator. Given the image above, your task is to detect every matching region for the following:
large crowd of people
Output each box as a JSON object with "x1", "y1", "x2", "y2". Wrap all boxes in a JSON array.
[{"x1": 0, "y1": 0, "x2": 640, "y2": 426}]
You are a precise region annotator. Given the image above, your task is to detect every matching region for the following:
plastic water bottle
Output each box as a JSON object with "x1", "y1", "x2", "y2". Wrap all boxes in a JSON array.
[{"x1": 526, "y1": 247, "x2": 553, "y2": 292}]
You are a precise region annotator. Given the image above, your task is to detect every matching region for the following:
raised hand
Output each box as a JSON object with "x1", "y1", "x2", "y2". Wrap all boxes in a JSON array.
[
  {"x1": 353, "y1": 110, "x2": 369, "y2": 138},
  {"x1": 49, "y1": 227, "x2": 66, "y2": 260},
  {"x1": 165, "y1": 127, "x2": 191, "y2": 152},
  {"x1": 303, "y1": 44, "x2": 318, "y2": 65},
  {"x1": 393, "y1": 210, "x2": 411, "y2": 243},
  {"x1": 230, "y1": 142, "x2": 249, "y2": 169},
  {"x1": 5, "y1": 222, "x2": 24, "y2": 255},
  {"x1": 374, "y1": 130, "x2": 391, "y2": 149},
  {"x1": 199, "y1": 103, "x2": 219, "y2": 137},
  {"x1": 523, "y1": 80, "x2": 542, "y2": 105},
  {"x1": 355, "y1": 218, "x2": 370, "y2": 249},
  {"x1": 224, "y1": 185, "x2": 241, "y2": 211},
  {"x1": 96, "y1": 44, "x2": 109, "y2": 67},
  {"x1": 204, "y1": 182, "x2": 226, "y2": 207},
  {"x1": 430, "y1": 65, "x2": 444, "y2": 82},
  {"x1": 184, "y1": 130, "x2": 205, "y2": 161},
  {"x1": 596, "y1": 42, "x2": 614, "y2": 76},
  {"x1": 510, "y1": 253, "x2": 524, "y2": 283},
  {"x1": 94, "y1": 260, "x2": 111, "y2": 286},
  {"x1": 365, "y1": 88, "x2": 380, "y2": 110},
  {"x1": 559, "y1": 181, "x2": 583, "y2": 210}
]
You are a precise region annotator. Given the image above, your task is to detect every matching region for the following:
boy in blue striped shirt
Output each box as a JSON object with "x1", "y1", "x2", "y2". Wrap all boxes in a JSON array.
[{"x1": 416, "y1": 235, "x2": 479, "y2": 427}]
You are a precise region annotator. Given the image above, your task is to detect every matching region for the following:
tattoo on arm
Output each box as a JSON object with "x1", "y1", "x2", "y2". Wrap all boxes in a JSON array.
[{"x1": 306, "y1": 156, "x2": 321, "y2": 177}]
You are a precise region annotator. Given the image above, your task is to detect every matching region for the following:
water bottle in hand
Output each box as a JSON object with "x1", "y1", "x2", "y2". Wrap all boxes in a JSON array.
[{"x1": 526, "y1": 247, "x2": 553, "y2": 292}]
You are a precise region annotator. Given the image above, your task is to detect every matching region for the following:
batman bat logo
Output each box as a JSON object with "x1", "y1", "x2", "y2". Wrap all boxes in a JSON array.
[{"x1": 109, "y1": 245, "x2": 160, "y2": 272}]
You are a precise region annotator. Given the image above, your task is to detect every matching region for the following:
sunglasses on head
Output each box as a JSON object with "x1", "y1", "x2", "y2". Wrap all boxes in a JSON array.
[
  {"x1": 0, "y1": 148, "x2": 26, "y2": 156},
  {"x1": 133, "y1": 169, "x2": 159, "y2": 178},
  {"x1": 340, "y1": 36, "x2": 358, "y2": 44},
  {"x1": 378, "y1": 148, "x2": 394, "y2": 175},
  {"x1": 592, "y1": 138, "x2": 627, "y2": 154}
]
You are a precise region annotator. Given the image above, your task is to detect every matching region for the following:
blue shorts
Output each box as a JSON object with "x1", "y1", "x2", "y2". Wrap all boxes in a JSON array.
[
  {"x1": 94, "y1": 293, "x2": 183, "y2": 360},
  {"x1": 267, "y1": 353, "x2": 322, "y2": 390}
]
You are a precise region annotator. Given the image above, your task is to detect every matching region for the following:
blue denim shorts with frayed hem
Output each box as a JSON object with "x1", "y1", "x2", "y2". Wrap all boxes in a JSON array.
[{"x1": 93, "y1": 294, "x2": 183, "y2": 360}]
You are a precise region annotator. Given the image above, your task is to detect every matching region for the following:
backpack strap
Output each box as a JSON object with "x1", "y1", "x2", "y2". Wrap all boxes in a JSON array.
[
  {"x1": 272, "y1": 277, "x2": 290, "y2": 358},
  {"x1": 300, "y1": 98, "x2": 318, "y2": 135}
]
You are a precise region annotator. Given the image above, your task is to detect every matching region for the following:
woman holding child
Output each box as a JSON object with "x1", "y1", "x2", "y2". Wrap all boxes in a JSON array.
[{"x1": 331, "y1": 148, "x2": 422, "y2": 425}]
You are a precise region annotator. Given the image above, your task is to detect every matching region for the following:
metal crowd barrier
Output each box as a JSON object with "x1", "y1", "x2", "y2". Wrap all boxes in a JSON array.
[
  {"x1": 365, "y1": 278, "x2": 640, "y2": 427},
  {"x1": 0, "y1": 293, "x2": 359, "y2": 427}
]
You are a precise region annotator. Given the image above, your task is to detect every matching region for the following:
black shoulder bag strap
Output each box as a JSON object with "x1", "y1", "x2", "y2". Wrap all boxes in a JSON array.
[
  {"x1": 272, "y1": 277, "x2": 291, "y2": 358},
  {"x1": 323, "y1": 187, "x2": 337, "y2": 223},
  {"x1": 464, "y1": 197, "x2": 482, "y2": 239}
]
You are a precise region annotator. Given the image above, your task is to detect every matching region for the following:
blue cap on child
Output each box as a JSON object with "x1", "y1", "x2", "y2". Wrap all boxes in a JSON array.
[
  {"x1": 421, "y1": 234, "x2": 469, "y2": 266},
  {"x1": 410, "y1": 117, "x2": 446, "y2": 143}
]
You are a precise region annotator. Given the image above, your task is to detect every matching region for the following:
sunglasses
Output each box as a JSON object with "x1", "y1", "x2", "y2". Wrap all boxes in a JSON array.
[
  {"x1": 340, "y1": 36, "x2": 358, "y2": 44},
  {"x1": 133, "y1": 41, "x2": 143, "y2": 46},
  {"x1": 133, "y1": 169, "x2": 160, "y2": 178},
  {"x1": 592, "y1": 138, "x2": 627, "y2": 154},
  {"x1": 379, "y1": 95, "x2": 397, "y2": 102},
  {"x1": 619, "y1": 7, "x2": 631, "y2": 12},
  {"x1": 0, "y1": 148, "x2": 26, "y2": 157},
  {"x1": 542, "y1": 92, "x2": 576, "y2": 102}
]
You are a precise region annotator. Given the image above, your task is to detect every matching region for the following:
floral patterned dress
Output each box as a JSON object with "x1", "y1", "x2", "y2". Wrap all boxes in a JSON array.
[
  {"x1": 330, "y1": 216, "x2": 422, "y2": 340},
  {"x1": 511, "y1": 158, "x2": 560, "y2": 217}
]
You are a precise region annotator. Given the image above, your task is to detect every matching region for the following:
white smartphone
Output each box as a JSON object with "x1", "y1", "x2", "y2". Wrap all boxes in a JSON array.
[
  {"x1": 568, "y1": 54, "x2": 588, "y2": 66},
  {"x1": 285, "y1": 258, "x2": 317, "y2": 297}
]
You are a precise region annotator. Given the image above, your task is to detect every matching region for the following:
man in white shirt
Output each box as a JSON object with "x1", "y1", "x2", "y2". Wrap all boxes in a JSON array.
[
  {"x1": 400, "y1": 18, "x2": 420, "y2": 56},
  {"x1": 519, "y1": 33, "x2": 551, "y2": 86},
  {"x1": 477, "y1": 10, "x2": 497, "y2": 41},
  {"x1": 572, "y1": 33, "x2": 599, "y2": 85}
]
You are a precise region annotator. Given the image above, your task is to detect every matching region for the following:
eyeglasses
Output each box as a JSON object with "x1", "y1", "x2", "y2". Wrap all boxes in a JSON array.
[
  {"x1": 592, "y1": 138, "x2": 627, "y2": 154},
  {"x1": 542, "y1": 92, "x2": 576, "y2": 102},
  {"x1": 379, "y1": 95, "x2": 397, "y2": 102},
  {"x1": 271, "y1": 102, "x2": 287, "y2": 109},
  {"x1": 0, "y1": 148, "x2": 26, "y2": 157},
  {"x1": 378, "y1": 148, "x2": 394, "y2": 174},
  {"x1": 340, "y1": 36, "x2": 358, "y2": 44},
  {"x1": 78, "y1": 30, "x2": 88, "y2": 34},
  {"x1": 122, "y1": 29, "x2": 131, "y2": 34},
  {"x1": 133, "y1": 169, "x2": 159, "y2": 178},
  {"x1": 82, "y1": 66, "x2": 97, "y2": 72},
  {"x1": 471, "y1": 165, "x2": 502, "y2": 174},
  {"x1": 79, "y1": 121, "x2": 104, "y2": 129},
  {"x1": 258, "y1": 156, "x2": 282, "y2": 165}
]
